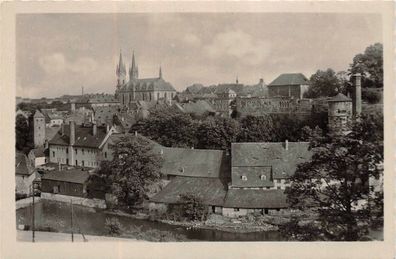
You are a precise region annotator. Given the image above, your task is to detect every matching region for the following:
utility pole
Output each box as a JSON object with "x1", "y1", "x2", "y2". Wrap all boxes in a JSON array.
[
  {"x1": 71, "y1": 200, "x2": 74, "y2": 242},
  {"x1": 32, "y1": 185, "x2": 35, "y2": 243}
]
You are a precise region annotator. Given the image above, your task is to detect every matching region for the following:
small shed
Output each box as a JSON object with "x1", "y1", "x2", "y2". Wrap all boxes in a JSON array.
[{"x1": 41, "y1": 169, "x2": 90, "y2": 197}]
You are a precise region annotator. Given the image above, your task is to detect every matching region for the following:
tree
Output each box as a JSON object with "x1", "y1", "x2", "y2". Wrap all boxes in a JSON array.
[
  {"x1": 305, "y1": 68, "x2": 344, "y2": 98},
  {"x1": 196, "y1": 117, "x2": 240, "y2": 151},
  {"x1": 349, "y1": 43, "x2": 383, "y2": 88},
  {"x1": 169, "y1": 193, "x2": 208, "y2": 221},
  {"x1": 270, "y1": 114, "x2": 305, "y2": 142},
  {"x1": 15, "y1": 114, "x2": 33, "y2": 153},
  {"x1": 284, "y1": 113, "x2": 383, "y2": 241},
  {"x1": 94, "y1": 135, "x2": 163, "y2": 207},
  {"x1": 131, "y1": 111, "x2": 198, "y2": 148},
  {"x1": 237, "y1": 115, "x2": 275, "y2": 142}
]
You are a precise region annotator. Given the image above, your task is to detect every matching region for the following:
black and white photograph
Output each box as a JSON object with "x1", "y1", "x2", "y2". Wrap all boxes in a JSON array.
[{"x1": 1, "y1": 1, "x2": 394, "y2": 259}]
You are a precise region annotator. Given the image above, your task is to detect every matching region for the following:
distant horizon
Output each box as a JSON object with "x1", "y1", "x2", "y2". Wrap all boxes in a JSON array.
[{"x1": 17, "y1": 13, "x2": 382, "y2": 98}]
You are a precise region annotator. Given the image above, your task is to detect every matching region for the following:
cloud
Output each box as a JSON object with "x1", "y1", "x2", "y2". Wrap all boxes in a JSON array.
[
  {"x1": 39, "y1": 53, "x2": 97, "y2": 75},
  {"x1": 203, "y1": 30, "x2": 271, "y2": 66},
  {"x1": 182, "y1": 33, "x2": 201, "y2": 46}
]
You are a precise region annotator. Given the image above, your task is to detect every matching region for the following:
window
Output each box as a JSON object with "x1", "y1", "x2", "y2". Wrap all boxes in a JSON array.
[
  {"x1": 104, "y1": 152, "x2": 107, "y2": 158},
  {"x1": 277, "y1": 186, "x2": 281, "y2": 190},
  {"x1": 75, "y1": 160, "x2": 78, "y2": 166},
  {"x1": 66, "y1": 158, "x2": 69, "y2": 165},
  {"x1": 241, "y1": 175, "x2": 247, "y2": 181},
  {"x1": 233, "y1": 208, "x2": 239, "y2": 212},
  {"x1": 66, "y1": 148, "x2": 68, "y2": 154},
  {"x1": 82, "y1": 160, "x2": 84, "y2": 167},
  {"x1": 82, "y1": 149, "x2": 84, "y2": 155},
  {"x1": 52, "y1": 151, "x2": 55, "y2": 157},
  {"x1": 75, "y1": 149, "x2": 77, "y2": 155},
  {"x1": 260, "y1": 175, "x2": 267, "y2": 180}
]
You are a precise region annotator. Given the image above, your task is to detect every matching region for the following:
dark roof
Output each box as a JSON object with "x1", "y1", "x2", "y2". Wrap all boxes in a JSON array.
[
  {"x1": 124, "y1": 77, "x2": 176, "y2": 92},
  {"x1": 30, "y1": 147, "x2": 47, "y2": 157},
  {"x1": 328, "y1": 93, "x2": 352, "y2": 102},
  {"x1": 15, "y1": 153, "x2": 32, "y2": 176},
  {"x1": 158, "y1": 147, "x2": 230, "y2": 179},
  {"x1": 150, "y1": 176, "x2": 228, "y2": 206},
  {"x1": 223, "y1": 189, "x2": 288, "y2": 209},
  {"x1": 232, "y1": 142, "x2": 312, "y2": 179},
  {"x1": 49, "y1": 124, "x2": 108, "y2": 148},
  {"x1": 41, "y1": 169, "x2": 90, "y2": 184},
  {"x1": 269, "y1": 73, "x2": 309, "y2": 86}
]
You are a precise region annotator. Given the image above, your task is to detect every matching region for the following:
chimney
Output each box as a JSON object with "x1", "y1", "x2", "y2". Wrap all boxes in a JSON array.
[
  {"x1": 134, "y1": 131, "x2": 138, "y2": 137},
  {"x1": 93, "y1": 121, "x2": 97, "y2": 136},
  {"x1": 353, "y1": 73, "x2": 362, "y2": 117},
  {"x1": 106, "y1": 124, "x2": 110, "y2": 133},
  {"x1": 69, "y1": 121, "x2": 75, "y2": 145},
  {"x1": 285, "y1": 140, "x2": 289, "y2": 151},
  {"x1": 71, "y1": 102, "x2": 76, "y2": 113}
]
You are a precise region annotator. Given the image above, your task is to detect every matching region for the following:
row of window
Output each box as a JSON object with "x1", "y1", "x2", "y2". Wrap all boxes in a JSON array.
[
  {"x1": 52, "y1": 147, "x2": 97, "y2": 155},
  {"x1": 240, "y1": 175, "x2": 267, "y2": 181}
]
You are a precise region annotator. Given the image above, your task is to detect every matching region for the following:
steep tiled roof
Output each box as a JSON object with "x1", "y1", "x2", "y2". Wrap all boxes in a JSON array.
[
  {"x1": 125, "y1": 77, "x2": 176, "y2": 92},
  {"x1": 49, "y1": 124, "x2": 108, "y2": 148},
  {"x1": 33, "y1": 110, "x2": 45, "y2": 118},
  {"x1": 150, "y1": 176, "x2": 228, "y2": 206},
  {"x1": 158, "y1": 147, "x2": 230, "y2": 179},
  {"x1": 269, "y1": 73, "x2": 309, "y2": 86},
  {"x1": 30, "y1": 147, "x2": 47, "y2": 157},
  {"x1": 328, "y1": 93, "x2": 351, "y2": 102},
  {"x1": 15, "y1": 153, "x2": 33, "y2": 176},
  {"x1": 232, "y1": 142, "x2": 312, "y2": 179},
  {"x1": 223, "y1": 189, "x2": 288, "y2": 209},
  {"x1": 41, "y1": 169, "x2": 90, "y2": 184}
]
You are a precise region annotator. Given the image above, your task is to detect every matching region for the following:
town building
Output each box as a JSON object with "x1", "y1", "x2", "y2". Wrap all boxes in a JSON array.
[
  {"x1": 28, "y1": 147, "x2": 48, "y2": 167},
  {"x1": 268, "y1": 73, "x2": 309, "y2": 99},
  {"x1": 115, "y1": 51, "x2": 177, "y2": 107},
  {"x1": 48, "y1": 121, "x2": 116, "y2": 168},
  {"x1": 41, "y1": 168, "x2": 91, "y2": 197},
  {"x1": 221, "y1": 141, "x2": 312, "y2": 217},
  {"x1": 15, "y1": 152, "x2": 38, "y2": 195}
]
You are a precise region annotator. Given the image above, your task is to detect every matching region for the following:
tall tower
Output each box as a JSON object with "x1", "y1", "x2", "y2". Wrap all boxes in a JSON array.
[
  {"x1": 352, "y1": 73, "x2": 362, "y2": 117},
  {"x1": 328, "y1": 92, "x2": 352, "y2": 136},
  {"x1": 33, "y1": 110, "x2": 46, "y2": 147},
  {"x1": 159, "y1": 66, "x2": 162, "y2": 79},
  {"x1": 129, "y1": 51, "x2": 139, "y2": 80},
  {"x1": 116, "y1": 51, "x2": 126, "y2": 87}
]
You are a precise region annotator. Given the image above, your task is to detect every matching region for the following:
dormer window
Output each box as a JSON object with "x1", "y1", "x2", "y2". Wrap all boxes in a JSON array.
[
  {"x1": 179, "y1": 167, "x2": 184, "y2": 173},
  {"x1": 241, "y1": 175, "x2": 247, "y2": 181},
  {"x1": 260, "y1": 175, "x2": 267, "y2": 181}
]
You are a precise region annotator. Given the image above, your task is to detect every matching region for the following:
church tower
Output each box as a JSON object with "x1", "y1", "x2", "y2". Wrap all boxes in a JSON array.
[
  {"x1": 116, "y1": 51, "x2": 126, "y2": 87},
  {"x1": 33, "y1": 110, "x2": 45, "y2": 147},
  {"x1": 129, "y1": 51, "x2": 139, "y2": 80}
]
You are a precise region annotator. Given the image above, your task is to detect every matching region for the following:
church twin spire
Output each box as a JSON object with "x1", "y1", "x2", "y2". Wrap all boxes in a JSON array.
[
  {"x1": 129, "y1": 51, "x2": 139, "y2": 80},
  {"x1": 117, "y1": 49, "x2": 163, "y2": 86}
]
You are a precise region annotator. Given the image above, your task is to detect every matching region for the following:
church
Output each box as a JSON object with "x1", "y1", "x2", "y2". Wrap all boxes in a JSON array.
[{"x1": 115, "y1": 51, "x2": 177, "y2": 107}]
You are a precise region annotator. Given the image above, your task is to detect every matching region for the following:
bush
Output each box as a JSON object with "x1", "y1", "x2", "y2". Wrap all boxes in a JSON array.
[
  {"x1": 104, "y1": 217, "x2": 123, "y2": 236},
  {"x1": 362, "y1": 89, "x2": 381, "y2": 104}
]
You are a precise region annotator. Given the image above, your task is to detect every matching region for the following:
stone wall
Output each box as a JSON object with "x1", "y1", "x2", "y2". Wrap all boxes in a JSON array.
[
  {"x1": 236, "y1": 97, "x2": 312, "y2": 117},
  {"x1": 41, "y1": 192, "x2": 106, "y2": 209}
]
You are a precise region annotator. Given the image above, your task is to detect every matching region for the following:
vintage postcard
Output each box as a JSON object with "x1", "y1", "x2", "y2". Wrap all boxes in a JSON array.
[{"x1": 0, "y1": 1, "x2": 394, "y2": 258}]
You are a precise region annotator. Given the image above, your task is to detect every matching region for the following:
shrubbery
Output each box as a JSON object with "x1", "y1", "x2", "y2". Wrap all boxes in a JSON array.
[
  {"x1": 105, "y1": 217, "x2": 123, "y2": 236},
  {"x1": 362, "y1": 89, "x2": 381, "y2": 104}
]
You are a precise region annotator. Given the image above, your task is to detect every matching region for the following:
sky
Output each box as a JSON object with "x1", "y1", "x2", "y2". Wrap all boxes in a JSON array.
[{"x1": 16, "y1": 13, "x2": 382, "y2": 98}]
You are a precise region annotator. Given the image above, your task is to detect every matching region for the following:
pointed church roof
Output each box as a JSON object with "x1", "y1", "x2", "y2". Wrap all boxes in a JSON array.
[
  {"x1": 33, "y1": 110, "x2": 45, "y2": 118},
  {"x1": 116, "y1": 51, "x2": 126, "y2": 76}
]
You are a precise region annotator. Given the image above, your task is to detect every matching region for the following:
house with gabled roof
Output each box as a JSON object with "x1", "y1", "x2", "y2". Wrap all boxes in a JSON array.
[
  {"x1": 48, "y1": 120, "x2": 117, "y2": 168},
  {"x1": 222, "y1": 141, "x2": 312, "y2": 217},
  {"x1": 268, "y1": 73, "x2": 309, "y2": 99}
]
